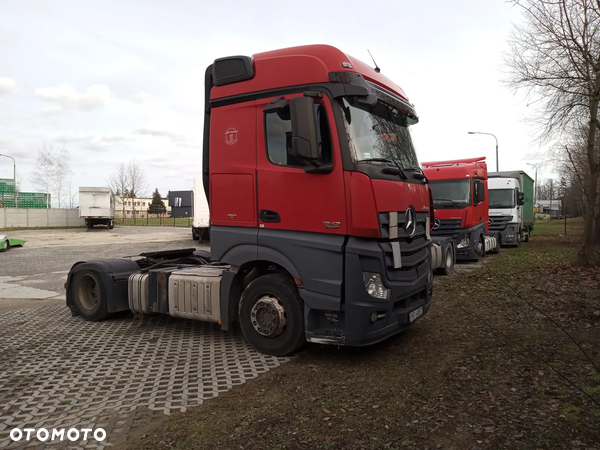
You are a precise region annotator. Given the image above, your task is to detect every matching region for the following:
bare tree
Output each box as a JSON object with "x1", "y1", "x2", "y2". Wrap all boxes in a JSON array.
[
  {"x1": 30, "y1": 144, "x2": 72, "y2": 208},
  {"x1": 108, "y1": 163, "x2": 129, "y2": 219},
  {"x1": 107, "y1": 161, "x2": 148, "y2": 220},
  {"x1": 128, "y1": 161, "x2": 147, "y2": 221},
  {"x1": 505, "y1": 0, "x2": 600, "y2": 264}
]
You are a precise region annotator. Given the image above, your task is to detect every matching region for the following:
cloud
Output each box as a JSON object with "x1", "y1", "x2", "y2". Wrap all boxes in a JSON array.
[
  {"x1": 133, "y1": 127, "x2": 200, "y2": 148},
  {"x1": 35, "y1": 84, "x2": 111, "y2": 110},
  {"x1": 55, "y1": 132, "x2": 130, "y2": 152},
  {"x1": 133, "y1": 92, "x2": 151, "y2": 103},
  {"x1": 0, "y1": 77, "x2": 17, "y2": 94}
]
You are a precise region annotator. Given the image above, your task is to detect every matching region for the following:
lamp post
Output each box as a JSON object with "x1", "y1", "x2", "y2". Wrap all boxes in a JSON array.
[
  {"x1": 0, "y1": 153, "x2": 17, "y2": 208},
  {"x1": 526, "y1": 162, "x2": 538, "y2": 205},
  {"x1": 468, "y1": 132, "x2": 499, "y2": 172},
  {"x1": 0, "y1": 153, "x2": 16, "y2": 181}
]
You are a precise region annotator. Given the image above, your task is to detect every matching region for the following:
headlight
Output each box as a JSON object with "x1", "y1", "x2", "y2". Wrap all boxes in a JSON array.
[
  {"x1": 363, "y1": 273, "x2": 390, "y2": 300},
  {"x1": 457, "y1": 236, "x2": 470, "y2": 248}
]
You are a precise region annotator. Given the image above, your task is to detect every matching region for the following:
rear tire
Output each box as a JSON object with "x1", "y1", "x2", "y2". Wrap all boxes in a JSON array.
[
  {"x1": 238, "y1": 273, "x2": 305, "y2": 356},
  {"x1": 108, "y1": 219, "x2": 114, "y2": 230},
  {"x1": 71, "y1": 270, "x2": 110, "y2": 321},
  {"x1": 440, "y1": 242, "x2": 454, "y2": 275},
  {"x1": 86, "y1": 219, "x2": 93, "y2": 230}
]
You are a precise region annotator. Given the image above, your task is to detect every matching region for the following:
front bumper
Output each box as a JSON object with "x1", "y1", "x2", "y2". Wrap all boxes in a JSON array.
[
  {"x1": 500, "y1": 225, "x2": 520, "y2": 245},
  {"x1": 304, "y1": 235, "x2": 433, "y2": 346}
]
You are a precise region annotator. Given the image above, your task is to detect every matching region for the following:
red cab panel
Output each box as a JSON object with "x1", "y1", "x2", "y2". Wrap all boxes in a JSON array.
[{"x1": 209, "y1": 100, "x2": 257, "y2": 228}]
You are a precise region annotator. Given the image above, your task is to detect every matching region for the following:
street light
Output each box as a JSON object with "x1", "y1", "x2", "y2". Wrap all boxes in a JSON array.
[
  {"x1": 0, "y1": 153, "x2": 16, "y2": 181},
  {"x1": 526, "y1": 162, "x2": 538, "y2": 205},
  {"x1": 468, "y1": 132, "x2": 499, "y2": 172},
  {"x1": 0, "y1": 153, "x2": 17, "y2": 208}
]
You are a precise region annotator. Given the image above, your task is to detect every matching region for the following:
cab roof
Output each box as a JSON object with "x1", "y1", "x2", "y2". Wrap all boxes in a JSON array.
[
  {"x1": 210, "y1": 44, "x2": 409, "y2": 101},
  {"x1": 422, "y1": 157, "x2": 488, "y2": 181}
]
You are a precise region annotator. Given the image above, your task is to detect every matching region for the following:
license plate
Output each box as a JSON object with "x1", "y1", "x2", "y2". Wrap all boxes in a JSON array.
[{"x1": 409, "y1": 306, "x2": 423, "y2": 322}]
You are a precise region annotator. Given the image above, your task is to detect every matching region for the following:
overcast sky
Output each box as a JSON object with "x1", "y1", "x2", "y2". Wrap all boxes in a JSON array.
[{"x1": 0, "y1": 0, "x2": 550, "y2": 204}]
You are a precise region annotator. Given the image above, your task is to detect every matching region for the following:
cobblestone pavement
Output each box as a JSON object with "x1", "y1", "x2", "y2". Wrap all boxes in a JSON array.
[{"x1": 0, "y1": 304, "x2": 288, "y2": 449}]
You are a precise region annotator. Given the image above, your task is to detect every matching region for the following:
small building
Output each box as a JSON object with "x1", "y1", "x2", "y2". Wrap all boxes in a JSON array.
[
  {"x1": 536, "y1": 199, "x2": 562, "y2": 218},
  {"x1": 115, "y1": 196, "x2": 171, "y2": 219},
  {"x1": 168, "y1": 190, "x2": 193, "y2": 218}
]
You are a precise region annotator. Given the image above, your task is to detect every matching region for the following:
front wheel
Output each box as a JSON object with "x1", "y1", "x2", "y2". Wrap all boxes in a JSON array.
[
  {"x1": 0, "y1": 240, "x2": 8, "y2": 252},
  {"x1": 238, "y1": 274, "x2": 306, "y2": 356},
  {"x1": 476, "y1": 236, "x2": 486, "y2": 259},
  {"x1": 440, "y1": 242, "x2": 454, "y2": 275},
  {"x1": 71, "y1": 270, "x2": 110, "y2": 321},
  {"x1": 523, "y1": 230, "x2": 530, "y2": 242}
]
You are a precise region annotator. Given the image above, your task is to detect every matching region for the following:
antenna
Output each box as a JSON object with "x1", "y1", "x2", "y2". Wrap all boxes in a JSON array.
[{"x1": 367, "y1": 50, "x2": 381, "y2": 73}]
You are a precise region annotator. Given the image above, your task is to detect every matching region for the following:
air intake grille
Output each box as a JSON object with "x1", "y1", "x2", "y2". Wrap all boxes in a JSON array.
[{"x1": 212, "y1": 56, "x2": 254, "y2": 86}]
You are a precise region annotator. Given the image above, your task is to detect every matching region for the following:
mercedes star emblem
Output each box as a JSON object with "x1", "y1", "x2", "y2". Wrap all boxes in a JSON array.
[{"x1": 405, "y1": 207, "x2": 417, "y2": 237}]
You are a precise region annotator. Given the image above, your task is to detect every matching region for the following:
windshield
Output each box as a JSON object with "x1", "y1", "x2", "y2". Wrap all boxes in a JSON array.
[
  {"x1": 339, "y1": 97, "x2": 419, "y2": 169},
  {"x1": 488, "y1": 188, "x2": 515, "y2": 208},
  {"x1": 429, "y1": 179, "x2": 471, "y2": 208}
]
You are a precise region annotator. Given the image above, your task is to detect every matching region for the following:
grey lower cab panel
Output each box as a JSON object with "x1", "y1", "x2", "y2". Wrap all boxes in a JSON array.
[{"x1": 168, "y1": 266, "x2": 230, "y2": 323}]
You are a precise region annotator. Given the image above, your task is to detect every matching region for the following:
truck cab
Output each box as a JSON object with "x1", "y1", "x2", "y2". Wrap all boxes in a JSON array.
[
  {"x1": 422, "y1": 157, "x2": 498, "y2": 261},
  {"x1": 66, "y1": 45, "x2": 434, "y2": 356},
  {"x1": 488, "y1": 171, "x2": 534, "y2": 245}
]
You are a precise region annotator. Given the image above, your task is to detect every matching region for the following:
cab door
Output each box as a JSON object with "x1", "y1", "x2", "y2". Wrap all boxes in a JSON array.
[{"x1": 256, "y1": 94, "x2": 347, "y2": 235}]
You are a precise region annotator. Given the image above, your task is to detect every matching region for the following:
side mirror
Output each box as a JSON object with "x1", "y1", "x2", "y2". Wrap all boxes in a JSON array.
[
  {"x1": 517, "y1": 191, "x2": 525, "y2": 206},
  {"x1": 474, "y1": 181, "x2": 485, "y2": 205},
  {"x1": 290, "y1": 96, "x2": 319, "y2": 161}
]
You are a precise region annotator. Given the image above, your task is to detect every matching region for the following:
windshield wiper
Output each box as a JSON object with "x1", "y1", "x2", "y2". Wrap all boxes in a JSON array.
[
  {"x1": 356, "y1": 158, "x2": 408, "y2": 180},
  {"x1": 434, "y1": 198, "x2": 461, "y2": 207},
  {"x1": 403, "y1": 166, "x2": 428, "y2": 181}
]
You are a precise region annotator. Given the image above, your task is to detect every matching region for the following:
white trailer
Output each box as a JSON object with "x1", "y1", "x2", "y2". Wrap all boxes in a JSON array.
[
  {"x1": 79, "y1": 187, "x2": 115, "y2": 229},
  {"x1": 192, "y1": 178, "x2": 210, "y2": 241}
]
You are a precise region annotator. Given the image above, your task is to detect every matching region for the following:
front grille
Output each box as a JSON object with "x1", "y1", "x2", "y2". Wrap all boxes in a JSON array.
[
  {"x1": 489, "y1": 215, "x2": 513, "y2": 231},
  {"x1": 378, "y1": 211, "x2": 431, "y2": 283},
  {"x1": 430, "y1": 219, "x2": 462, "y2": 241}
]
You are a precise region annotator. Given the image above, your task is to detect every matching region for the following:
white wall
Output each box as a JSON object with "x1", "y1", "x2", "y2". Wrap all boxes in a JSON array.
[{"x1": 0, "y1": 209, "x2": 84, "y2": 228}]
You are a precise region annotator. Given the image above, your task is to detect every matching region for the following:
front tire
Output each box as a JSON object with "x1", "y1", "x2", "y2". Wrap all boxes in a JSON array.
[
  {"x1": 0, "y1": 240, "x2": 8, "y2": 252},
  {"x1": 238, "y1": 273, "x2": 305, "y2": 356},
  {"x1": 71, "y1": 270, "x2": 110, "y2": 321},
  {"x1": 440, "y1": 242, "x2": 454, "y2": 276}
]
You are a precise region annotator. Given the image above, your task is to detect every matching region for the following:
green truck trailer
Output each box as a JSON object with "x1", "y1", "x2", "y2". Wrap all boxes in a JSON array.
[{"x1": 487, "y1": 171, "x2": 535, "y2": 245}]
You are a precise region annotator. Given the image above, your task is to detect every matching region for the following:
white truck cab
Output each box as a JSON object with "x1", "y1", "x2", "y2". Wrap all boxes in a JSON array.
[{"x1": 488, "y1": 171, "x2": 534, "y2": 245}]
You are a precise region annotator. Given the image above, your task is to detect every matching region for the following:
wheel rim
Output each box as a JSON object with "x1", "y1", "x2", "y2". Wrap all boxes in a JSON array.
[
  {"x1": 250, "y1": 295, "x2": 287, "y2": 337},
  {"x1": 477, "y1": 239, "x2": 484, "y2": 257},
  {"x1": 445, "y1": 248, "x2": 453, "y2": 269},
  {"x1": 78, "y1": 274, "x2": 100, "y2": 311},
  {"x1": 2, "y1": 241, "x2": 6, "y2": 250}
]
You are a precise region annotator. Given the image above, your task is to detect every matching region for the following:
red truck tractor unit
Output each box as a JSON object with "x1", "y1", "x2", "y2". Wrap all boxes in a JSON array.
[
  {"x1": 65, "y1": 45, "x2": 434, "y2": 356},
  {"x1": 422, "y1": 157, "x2": 499, "y2": 264}
]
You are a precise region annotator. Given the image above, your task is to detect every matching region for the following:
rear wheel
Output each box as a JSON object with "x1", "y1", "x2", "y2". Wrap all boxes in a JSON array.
[
  {"x1": 71, "y1": 270, "x2": 109, "y2": 321},
  {"x1": 440, "y1": 242, "x2": 454, "y2": 275},
  {"x1": 86, "y1": 219, "x2": 93, "y2": 230},
  {"x1": 108, "y1": 219, "x2": 114, "y2": 230},
  {"x1": 238, "y1": 273, "x2": 305, "y2": 356}
]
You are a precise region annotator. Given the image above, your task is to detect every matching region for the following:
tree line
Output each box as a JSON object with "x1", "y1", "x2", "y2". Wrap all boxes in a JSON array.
[
  {"x1": 506, "y1": 0, "x2": 600, "y2": 264},
  {"x1": 29, "y1": 146, "x2": 165, "y2": 215}
]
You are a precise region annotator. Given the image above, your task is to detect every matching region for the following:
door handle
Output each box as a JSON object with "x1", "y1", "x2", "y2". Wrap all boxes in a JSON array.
[{"x1": 260, "y1": 209, "x2": 281, "y2": 223}]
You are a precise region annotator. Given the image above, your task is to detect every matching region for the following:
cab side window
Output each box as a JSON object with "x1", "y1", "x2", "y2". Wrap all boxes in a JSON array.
[{"x1": 265, "y1": 102, "x2": 332, "y2": 167}]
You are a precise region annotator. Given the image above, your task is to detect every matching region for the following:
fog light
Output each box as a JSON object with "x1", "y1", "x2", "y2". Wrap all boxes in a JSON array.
[
  {"x1": 457, "y1": 236, "x2": 470, "y2": 248},
  {"x1": 506, "y1": 233, "x2": 514, "y2": 238},
  {"x1": 370, "y1": 312, "x2": 378, "y2": 323},
  {"x1": 362, "y1": 272, "x2": 390, "y2": 300}
]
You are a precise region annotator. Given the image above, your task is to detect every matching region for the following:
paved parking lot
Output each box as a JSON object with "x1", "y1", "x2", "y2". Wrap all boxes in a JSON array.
[{"x1": 0, "y1": 227, "x2": 288, "y2": 449}]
